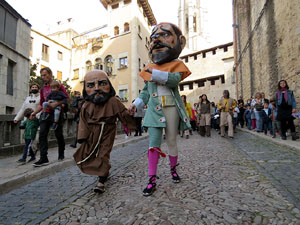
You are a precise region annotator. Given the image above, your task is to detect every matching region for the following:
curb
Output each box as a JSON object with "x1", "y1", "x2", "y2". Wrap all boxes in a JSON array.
[
  {"x1": 0, "y1": 135, "x2": 148, "y2": 195},
  {"x1": 237, "y1": 127, "x2": 300, "y2": 152}
]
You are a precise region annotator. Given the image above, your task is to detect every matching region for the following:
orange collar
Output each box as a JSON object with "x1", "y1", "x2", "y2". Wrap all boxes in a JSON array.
[{"x1": 139, "y1": 61, "x2": 191, "y2": 81}]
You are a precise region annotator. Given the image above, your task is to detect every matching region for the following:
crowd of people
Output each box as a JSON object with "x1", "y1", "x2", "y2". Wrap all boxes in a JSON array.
[{"x1": 183, "y1": 80, "x2": 299, "y2": 141}]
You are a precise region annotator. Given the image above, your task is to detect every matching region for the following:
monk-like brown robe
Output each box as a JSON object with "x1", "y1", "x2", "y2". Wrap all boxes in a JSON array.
[{"x1": 73, "y1": 97, "x2": 136, "y2": 177}]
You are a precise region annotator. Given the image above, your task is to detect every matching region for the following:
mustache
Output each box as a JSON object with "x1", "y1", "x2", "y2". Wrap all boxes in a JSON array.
[
  {"x1": 150, "y1": 42, "x2": 172, "y2": 54},
  {"x1": 84, "y1": 90, "x2": 107, "y2": 100}
]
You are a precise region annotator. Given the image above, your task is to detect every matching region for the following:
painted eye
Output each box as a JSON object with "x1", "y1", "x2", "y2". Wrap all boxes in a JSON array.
[
  {"x1": 86, "y1": 83, "x2": 95, "y2": 88},
  {"x1": 99, "y1": 80, "x2": 108, "y2": 86}
]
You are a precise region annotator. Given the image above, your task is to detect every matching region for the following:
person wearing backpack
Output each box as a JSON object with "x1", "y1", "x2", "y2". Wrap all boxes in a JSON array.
[{"x1": 31, "y1": 67, "x2": 69, "y2": 166}]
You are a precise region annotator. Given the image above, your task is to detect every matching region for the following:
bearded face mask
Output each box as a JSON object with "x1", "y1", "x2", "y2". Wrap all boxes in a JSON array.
[{"x1": 83, "y1": 76, "x2": 116, "y2": 105}]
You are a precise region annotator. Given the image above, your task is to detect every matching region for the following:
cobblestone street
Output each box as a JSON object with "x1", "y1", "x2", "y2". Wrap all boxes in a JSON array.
[{"x1": 1, "y1": 130, "x2": 300, "y2": 225}]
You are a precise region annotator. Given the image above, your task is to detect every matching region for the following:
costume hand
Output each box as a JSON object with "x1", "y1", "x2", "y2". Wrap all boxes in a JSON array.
[
  {"x1": 145, "y1": 66, "x2": 153, "y2": 74},
  {"x1": 14, "y1": 120, "x2": 18, "y2": 124},
  {"x1": 292, "y1": 109, "x2": 296, "y2": 113},
  {"x1": 29, "y1": 115, "x2": 35, "y2": 120},
  {"x1": 128, "y1": 104, "x2": 136, "y2": 116}
]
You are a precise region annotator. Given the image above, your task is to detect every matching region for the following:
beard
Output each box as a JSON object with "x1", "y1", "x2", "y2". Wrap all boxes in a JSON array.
[
  {"x1": 150, "y1": 41, "x2": 182, "y2": 65},
  {"x1": 85, "y1": 90, "x2": 111, "y2": 105}
]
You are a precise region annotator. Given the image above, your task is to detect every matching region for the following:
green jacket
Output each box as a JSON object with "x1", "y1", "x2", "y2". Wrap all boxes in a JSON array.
[
  {"x1": 136, "y1": 72, "x2": 191, "y2": 131},
  {"x1": 20, "y1": 118, "x2": 39, "y2": 140}
]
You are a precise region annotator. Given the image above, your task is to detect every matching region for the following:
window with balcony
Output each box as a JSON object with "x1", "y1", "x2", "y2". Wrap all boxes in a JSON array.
[
  {"x1": 119, "y1": 57, "x2": 128, "y2": 69},
  {"x1": 42, "y1": 44, "x2": 49, "y2": 62},
  {"x1": 57, "y1": 51, "x2": 63, "y2": 60},
  {"x1": 57, "y1": 71, "x2": 62, "y2": 81},
  {"x1": 105, "y1": 55, "x2": 113, "y2": 76},
  {"x1": 124, "y1": 22, "x2": 129, "y2": 32},
  {"x1": 114, "y1": 26, "x2": 119, "y2": 35},
  {"x1": 73, "y1": 68, "x2": 79, "y2": 80},
  {"x1": 94, "y1": 58, "x2": 103, "y2": 70},
  {"x1": 86, "y1": 61, "x2": 92, "y2": 72},
  {"x1": 119, "y1": 89, "x2": 128, "y2": 101}
]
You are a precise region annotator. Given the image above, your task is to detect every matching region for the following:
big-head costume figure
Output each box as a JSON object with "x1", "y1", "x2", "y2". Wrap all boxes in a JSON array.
[
  {"x1": 74, "y1": 70, "x2": 136, "y2": 193},
  {"x1": 129, "y1": 22, "x2": 191, "y2": 196}
]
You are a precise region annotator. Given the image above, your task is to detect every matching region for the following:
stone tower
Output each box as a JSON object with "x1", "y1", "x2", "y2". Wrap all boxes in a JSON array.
[{"x1": 178, "y1": 0, "x2": 211, "y2": 51}]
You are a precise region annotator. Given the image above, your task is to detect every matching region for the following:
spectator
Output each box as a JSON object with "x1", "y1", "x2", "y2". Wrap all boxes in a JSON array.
[
  {"x1": 271, "y1": 102, "x2": 281, "y2": 138},
  {"x1": 196, "y1": 94, "x2": 212, "y2": 137},
  {"x1": 275, "y1": 80, "x2": 297, "y2": 140},
  {"x1": 14, "y1": 83, "x2": 40, "y2": 123},
  {"x1": 41, "y1": 80, "x2": 68, "y2": 130},
  {"x1": 244, "y1": 104, "x2": 252, "y2": 130},
  {"x1": 134, "y1": 101, "x2": 145, "y2": 136},
  {"x1": 31, "y1": 67, "x2": 69, "y2": 166},
  {"x1": 251, "y1": 105, "x2": 256, "y2": 130},
  {"x1": 70, "y1": 91, "x2": 84, "y2": 148},
  {"x1": 181, "y1": 95, "x2": 193, "y2": 139},
  {"x1": 262, "y1": 101, "x2": 273, "y2": 136},
  {"x1": 18, "y1": 108, "x2": 39, "y2": 163},
  {"x1": 261, "y1": 92, "x2": 269, "y2": 104},
  {"x1": 251, "y1": 92, "x2": 264, "y2": 132},
  {"x1": 238, "y1": 95, "x2": 244, "y2": 105},
  {"x1": 233, "y1": 104, "x2": 240, "y2": 131},
  {"x1": 238, "y1": 102, "x2": 245, "y2": 128},
  {"x1": 217, "y1": 90, "x2": 237, "y2": 138}
]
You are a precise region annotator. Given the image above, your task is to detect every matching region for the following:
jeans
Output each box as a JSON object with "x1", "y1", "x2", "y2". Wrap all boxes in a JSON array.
[
  {"x1": 263, "y1": 120, "x2": 273, "y2": 135},
  {"x1": 280, "y1": 117, "x2": 295, "y2": 137},
  {"x1": 39, "y1": 113, "x2": 65, "y2": 160},
  {"x1": 272, "y1": 121, "x2": 281, "y2": 137},
  {"x1": 254, "y1": 111, "x2": 263, "y2": 131},
  {"x1": 247, "y1": 118, "x2": 252, "y2": 130},
  {"x1": 22, "y1": 139, "x2": 34, "y2": 160}
]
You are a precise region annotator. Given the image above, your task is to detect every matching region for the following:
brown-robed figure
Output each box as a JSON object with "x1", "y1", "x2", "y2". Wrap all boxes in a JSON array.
[{"x1": 74, "y1": 70, "x2": 136, "y2": 193}]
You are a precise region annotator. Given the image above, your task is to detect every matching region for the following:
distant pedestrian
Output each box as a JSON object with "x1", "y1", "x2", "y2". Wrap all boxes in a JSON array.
[
  {"x1": 196, "y1": 94, "x2": 212, "y2": 137},
  {"x1": 238, "y1": 102, "x2": 245, "y2": 128},
  {"x1": 262, "y1": 101, "x2": 273, "y2": 136},
  {"x1": 233, "y1": 104, "x2": 240, "y2": 131},
  {"x1": 18, "y1": 108, "x2": 39, "y2": 163},
  {"x1": 31, "y1": 67, "x2": 69, "y2": 167},
  {"x1": 251, "y1": 92, "x2": 264, "y2": 132},
  {"x1": 238, "y1": 95, "x2": 244, "y2": 105},
  {"x1": 41, "y1": 80, "x2": 68, "y2": 130},
  {"x1": 217, "y1": 90, "x2": 237, "y2": 138},
  {"x1": 134, "y1": 100, "x2": 145, "y2": 136},
  {"x1": 181, "y1": 95, "x2": 193, "y2": 138},
  {"x1": 275, "y1": 80, "x2": 297, "y2": 140},
  {"x1": 244, "y1": 104, "x2": 252, "y2": 130},
  {"x1": 14, "y1": 83, "x2": 40, "y2": 123}
]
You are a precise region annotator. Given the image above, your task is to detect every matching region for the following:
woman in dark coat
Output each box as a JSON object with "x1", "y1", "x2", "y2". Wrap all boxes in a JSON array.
[{"x1": 275, "y1": 80, "x2": 297, "y2": 140}]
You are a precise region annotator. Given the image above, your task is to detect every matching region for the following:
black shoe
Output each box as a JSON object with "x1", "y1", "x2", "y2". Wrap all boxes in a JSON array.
[
  {"x1": 94, "y1": 184, "x2": 105, "y2": 193},
  {"x1": 17, "y1": 158, "x2": 26, "y2": 163},
  {"x1": 58, "y1": 156, "x2": 64, "y2": 161},
  {"x1": 51, "y1": 123, "x2": 58, "y2": 130},
  {"x1": 70, "y1": 144, "x2": 76, "y2": 148},
  {"x1": 229, "y1": 136, "x2": 234, "y2": 139},
  {"x1": 171, "y1": 165, "x2": 181, "y2": 183},
  {"x1": 33, "y1": 158, "x2": 49, "y2": 167},
  {"x1": 134, "y1": 134, "x2": 138, "y2": 136},
  {"x1": 143, "y1": 175, "x2": 157, "y2": 196},
  {"x1": 27, "y1": 157, "x2": 36, "y2": 162},
  {"x1": 41, "y1": 112, "x2": 49, "y2": 120},
  {"x1": 186, "y1": 135, "x2": 189, "y2": 139},
  {"x1": 281, "y1": 136, "x2": 287, "y2": 140}
]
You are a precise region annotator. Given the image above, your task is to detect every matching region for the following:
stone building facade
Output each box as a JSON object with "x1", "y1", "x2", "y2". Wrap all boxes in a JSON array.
[
  {"x1": 233, "y1": 0, "x2": 300, "y2": 107},
  {"x1": 179, "y1": 42, "x2": 235, "y2": 105},
  {"x1": 30, "y1": 29, "x2": 72, "y2": 82},
  {"x1": 0, "y1": 0, "x2": 31, "y2": 114}
]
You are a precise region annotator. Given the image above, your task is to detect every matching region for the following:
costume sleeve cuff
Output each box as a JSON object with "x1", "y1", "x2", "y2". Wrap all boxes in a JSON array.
[
  {"x1": 133, "y1": 98, "x2": 145, "y2": 109},
  {"x1": 151, "y1": 69, "x2": 168, "y2": 84}
]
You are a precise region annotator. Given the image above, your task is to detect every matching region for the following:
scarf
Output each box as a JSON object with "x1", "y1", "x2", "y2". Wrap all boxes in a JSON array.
[
  {"x1": 139, "y1": 61, "x2": 191, "y2": 81},
  {"x1": 277, "y1": 88, "x2": 288, "y2": 102}
]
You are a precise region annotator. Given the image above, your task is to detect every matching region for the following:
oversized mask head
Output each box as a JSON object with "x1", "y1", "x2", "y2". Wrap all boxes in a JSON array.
[
  {"x1": 83, "y1": 70, "x2": 116, "y2": 105},
  {"x1": 149, "y1": 23, "x2": 186, "y2": 65}
]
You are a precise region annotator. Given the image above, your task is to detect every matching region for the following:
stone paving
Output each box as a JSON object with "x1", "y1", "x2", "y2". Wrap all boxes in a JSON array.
[
  {"x1": 0, "y1": 136, "x2": 149, "y2": 225},
  {"x1": 36, "y1": 131, "x2": 300, "y2": 225}
]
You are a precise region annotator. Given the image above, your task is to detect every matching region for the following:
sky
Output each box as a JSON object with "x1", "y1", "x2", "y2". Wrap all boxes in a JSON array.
[{"x1": 5, "y1": 0, "x2": 232, "y2": 44}]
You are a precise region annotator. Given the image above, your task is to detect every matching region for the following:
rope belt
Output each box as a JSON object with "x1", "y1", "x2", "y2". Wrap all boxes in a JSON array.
[{"x1": 77, "y1": 122, "x2": 105, "y2": 165}]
